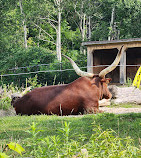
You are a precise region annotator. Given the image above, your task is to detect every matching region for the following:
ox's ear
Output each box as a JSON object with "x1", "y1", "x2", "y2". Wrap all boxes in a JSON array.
[{"x1": 101, "y1": 78, "x2": 112, "y2": 84}]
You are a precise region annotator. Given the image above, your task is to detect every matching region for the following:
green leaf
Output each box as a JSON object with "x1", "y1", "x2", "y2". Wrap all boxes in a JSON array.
[
  {"x1": 0, "y1": 152, "x2": 9, "y2": 158},
  {"x1": 7, "y1": 142, "x2": 25, "y2": 155}
]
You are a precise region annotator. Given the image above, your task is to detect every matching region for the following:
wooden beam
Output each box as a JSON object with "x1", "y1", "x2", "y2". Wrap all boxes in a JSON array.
[
  {"x1": 87, "y1": 47, "x2": 93, "y2": 73},
  {"x1": 120, "y1": 48, "x2": 126, "y2": 84},
  {"x1": 82, "y1": 38, "x2": 141, "y2": 46}
]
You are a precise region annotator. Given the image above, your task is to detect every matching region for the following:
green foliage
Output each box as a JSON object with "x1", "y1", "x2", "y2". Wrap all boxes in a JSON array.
[
  {"x1": 125, "y1": 77, "x2": 132, "y2": 87},
  {"x1": 0, "y1": 83, "x2": 19, "y2": 110},
  {"x1": 0, "y1": 44, "x2": 87, "y2": 86},
  {"x1": 7, "y1": 142, "x2": 25, "y2": 156},
  {"x1": 88, "y1": 125, "x2": 139, "y2": 157},
  {"x1": 0, "y1": 114, "x2": 141, "y2": 157},
  {"x1": 27, "y1": 75, "x2": 42, "y2": 89},
  {"x1": 15, "y1": 121, "x2": 141, "y2": 157},
  {"x1": 0, "y1": 0, "x2": 141, "y2": 86},
  {"x1": 109, "y1": 102, "x2": 141, "y2": 108},
  {"x1": 0, "y1": 142, "x2": 25, "y2": 157},
  {"x1": 0, "y1": 152, "x2": 8, "y2": 158},
  {"x1": 0, "y1": 97, "x2": 11, "y2": 110},
  {"x1": 0, "y1": 47, "x2": 56, "y2": 86},
  {"x1": 26, "y1": 122, "x2": 42, "y2": 139}
]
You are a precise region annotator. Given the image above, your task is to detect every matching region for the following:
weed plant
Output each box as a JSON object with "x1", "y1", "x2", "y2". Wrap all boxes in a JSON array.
[
  {"x1": 0, "y1": 75, "x2": 42, "y2": 110},
  {"x1": 0, "y1": 83, "x2": 19, "y2": 110},
  {"x1": 16, "y1": 121, "x2": 141, "y2": 157},
  {"x1": 0, "y1": 114, "x2": 141, "y2": 157},
  {"x1": 125, "y1": 77, "x2": 133, "y2": 87}
]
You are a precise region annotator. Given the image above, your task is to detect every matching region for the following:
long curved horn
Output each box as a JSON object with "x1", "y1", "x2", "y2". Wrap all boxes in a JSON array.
[
  {"x1": 99, "y1": 45, "x2": 124, "y2": 78},
  {"x1": 62, "y1": 54, "x2": 94, "y2": 78}
]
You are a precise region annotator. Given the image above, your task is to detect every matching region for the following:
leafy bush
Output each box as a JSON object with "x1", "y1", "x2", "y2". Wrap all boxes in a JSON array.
[
  {"x1": 0, "y1": 97, "x2": 11, "y2": 110},
  {"x1": 0, "y1": 142, "x2": 25, "y2": 157},
  {"x1": 125, "y1": 77, "x2": 132, "y2": 87},
  {"x1": 0, "y1": 75, "x2": 44, "y2": 110},
  {"x1": 0, "y1": 47, "x2": 56, "y2": 86},
  {"x1": 21, "y1": 121, "x2": 140, "y2": 158},
  {"x1": 0, "y1": 83, "x2": 19, "y2": 110},
  {"x1": 27, "y1": 74, "x2": 42, "y2": 89},
  {"x1": 0, "y1": 47, "x2": 87, "y2": 86}
]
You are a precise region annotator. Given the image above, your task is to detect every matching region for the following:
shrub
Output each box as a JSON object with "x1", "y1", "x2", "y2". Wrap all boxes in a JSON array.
[
  {"x1": 125, "y1": 77, "x2": 132, "y2": 87},
  {"x1": 0, "y1": 142, "x2": 25, "y2": 157},
  {"x1": 0, "y1": 47, "x2": 87, "y2": 86},
  {"x1": 21, "y1": 121, "x2": 140, "y2": 158},
  {"x1": 0, "y1": 83, "x2": 19, "y2": 110}
]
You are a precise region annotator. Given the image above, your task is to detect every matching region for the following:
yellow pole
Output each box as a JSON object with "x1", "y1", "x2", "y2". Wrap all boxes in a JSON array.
[{"x1": 132, "y1": 66, "x2": 141, "y2": 88}]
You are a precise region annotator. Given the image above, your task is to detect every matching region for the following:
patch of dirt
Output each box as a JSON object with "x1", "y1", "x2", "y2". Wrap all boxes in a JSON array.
[
  {"x1": 0, "y1": 107, "x2": 141, "y2": 117},
  {"x1": 100, "y1": 107, "x2": 141, "y2": 114},
  {"x1": 0, "y1": 109, "x2": 16, "y2": 117}
]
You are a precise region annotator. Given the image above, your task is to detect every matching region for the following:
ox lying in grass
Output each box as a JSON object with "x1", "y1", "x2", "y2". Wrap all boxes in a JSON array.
[{"x1": 12, "y1": 46, "x2": 124, "y2": 115}]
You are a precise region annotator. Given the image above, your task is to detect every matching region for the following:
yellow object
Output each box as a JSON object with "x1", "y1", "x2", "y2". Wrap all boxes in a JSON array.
[{"x1": 132, "y1": 66, "x2": 141, "y2": 88}]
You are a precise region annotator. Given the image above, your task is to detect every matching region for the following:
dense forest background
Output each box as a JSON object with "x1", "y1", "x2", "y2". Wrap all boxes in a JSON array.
[{"x1": 0, "y1": 0, "x2": 141, "y2": 86}]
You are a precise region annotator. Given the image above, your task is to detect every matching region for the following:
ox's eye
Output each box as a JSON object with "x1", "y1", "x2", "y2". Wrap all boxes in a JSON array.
[{"x1": 101, "y1": 78, "x2": 112, "y2": 84}]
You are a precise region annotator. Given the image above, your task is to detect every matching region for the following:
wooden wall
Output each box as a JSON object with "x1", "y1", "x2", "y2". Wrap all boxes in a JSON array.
[{"x1": 93, "y1": 47, "x2": 141, "y2": 83}]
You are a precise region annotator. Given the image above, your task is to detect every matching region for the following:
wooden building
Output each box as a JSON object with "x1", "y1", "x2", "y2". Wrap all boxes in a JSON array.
[{"x1": 82, "y1": 38, "x2": 141, "y2": 84}]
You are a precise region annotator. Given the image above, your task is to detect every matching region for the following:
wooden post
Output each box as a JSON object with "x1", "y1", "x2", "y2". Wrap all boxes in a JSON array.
[
  {"x1": 120, "y1": 47, "x2": 126, "y2": 84},
  {"x1": 87, "y1": 47, "x2": 93, "y2": 73}
]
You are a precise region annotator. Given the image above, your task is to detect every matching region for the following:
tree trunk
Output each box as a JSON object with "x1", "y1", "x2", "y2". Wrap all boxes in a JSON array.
[
  {"x1": 37, "y1": 19, "x2": 41, "y2": 47},
  {"x1": 87, "y1": 16, "x2": 91, "y2": 41},
  {"x1": 19, "y1": 0, "x2": 27, "y2": 48},
  {"x1": 108, "y1": 6, "x2": 115, "y2": 41},
  {"x1": 56, "y1": 0, "x2": 61, "y2": 62},
  {"x1": 81, "y1": 14, "x2": 86, "y2": 41}
]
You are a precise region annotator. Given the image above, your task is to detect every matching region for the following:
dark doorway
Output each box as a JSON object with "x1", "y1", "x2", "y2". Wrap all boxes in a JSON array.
[
  {"x1": 126, "y1": 47, "x2": 141, "y2": 81},
  {"x1": 93, "y1": 48, "x2": 119, "y2": 83}
]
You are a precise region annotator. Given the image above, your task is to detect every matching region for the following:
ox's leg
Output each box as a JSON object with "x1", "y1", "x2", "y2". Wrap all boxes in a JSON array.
[{"x1": 84, "y1": 100, "x2": 101, "y2": 114}]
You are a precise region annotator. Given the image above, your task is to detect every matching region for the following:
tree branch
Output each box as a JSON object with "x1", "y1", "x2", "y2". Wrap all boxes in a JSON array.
[
  {"x1": 44, "y1": 20, "x2": 58, "y2": 32},
  {"x1": 33, "y1": 22, "x2": 55, "y2": 40},
  {"x1": 39, "y1": 17, "x2": 58, "y2": 23},
  {"x1": 38, "y1": 37, "x2": 56, "y2": 45}
]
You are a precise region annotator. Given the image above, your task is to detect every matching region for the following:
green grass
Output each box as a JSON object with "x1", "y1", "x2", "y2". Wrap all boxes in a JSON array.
[
  {"x1": 109, "y1": 102, "x2": 141, "y2": 108},
  {"x1": 0, "y1": 113, "x2": 141, "y2": 157}
]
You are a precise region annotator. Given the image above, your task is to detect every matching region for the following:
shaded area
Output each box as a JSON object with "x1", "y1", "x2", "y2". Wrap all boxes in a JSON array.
[
  {"x1": 126, "y1": 47, "x2": 141, "y2": 81},
  {"x1": 93, "y1": 48, "x2": 119, "y2": 83}
]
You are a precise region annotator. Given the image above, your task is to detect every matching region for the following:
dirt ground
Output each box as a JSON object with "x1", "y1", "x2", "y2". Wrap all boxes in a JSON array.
[
  {"x1": 0, "y1": 107, "x2": 141, "y2": 117},
  {"x1": 99, "y1": 107, "x2": 141, "y2": 114}
]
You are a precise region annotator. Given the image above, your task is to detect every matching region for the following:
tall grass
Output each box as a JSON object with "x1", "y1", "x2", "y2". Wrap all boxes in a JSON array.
[
  {"x1": 22, "y1": 121, "x2": 140, "y2": 158},
  {"x1": 0, "y1": 75, "x2": 42, "y2": 110},
  {"x1": 0, "y1": 83, "x2": 19, "y2": 110},
  {"x1": 0, "y1": 113, "x2": 141, "y2": 157}
]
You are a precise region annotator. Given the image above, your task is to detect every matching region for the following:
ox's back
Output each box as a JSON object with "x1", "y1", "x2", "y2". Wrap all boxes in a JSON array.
[
  {"x1": 13, "y1": 84, "x2": 67, "y2": 115},
  {"x1": 13, "y1": 77, "x2": 101, "y2": 115}
]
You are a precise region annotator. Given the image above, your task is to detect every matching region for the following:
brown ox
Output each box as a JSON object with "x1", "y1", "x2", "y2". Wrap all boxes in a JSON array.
[{"x1": 13, "y1": 46, "x2": 124, "y2": 115}]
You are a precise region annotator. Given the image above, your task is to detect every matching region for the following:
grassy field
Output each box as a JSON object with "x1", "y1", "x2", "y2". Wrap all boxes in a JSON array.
[{"x1": 0, "y1": 113, "x2": 141, "y2": 157}]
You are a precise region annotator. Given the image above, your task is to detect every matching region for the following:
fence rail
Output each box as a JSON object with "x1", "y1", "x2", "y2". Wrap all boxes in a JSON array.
[{"x1": 1, "y1": 64, "x2": 141, "y2": 77}]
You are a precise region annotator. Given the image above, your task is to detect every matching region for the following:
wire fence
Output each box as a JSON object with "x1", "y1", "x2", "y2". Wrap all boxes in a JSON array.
[
  {"x1": 0, "y1": 60, "x2": 85, "y2": 72},
  {"x1": 1, "y1": 64, "x2": 141, "y2": 77}
]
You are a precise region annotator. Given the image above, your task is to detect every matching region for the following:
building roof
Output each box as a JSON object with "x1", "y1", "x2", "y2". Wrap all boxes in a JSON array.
[{"x1": 82, "y1": 38, "x2": 141, "y2": 46}]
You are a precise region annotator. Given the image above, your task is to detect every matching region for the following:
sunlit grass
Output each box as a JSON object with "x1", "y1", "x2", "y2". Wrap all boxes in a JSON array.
[
  {"x1": 0, "y1": 113, "x2": 141, "y2": 146},
  {"x1": 109, "y1": 102, "x2": 141, "y2": 108}
]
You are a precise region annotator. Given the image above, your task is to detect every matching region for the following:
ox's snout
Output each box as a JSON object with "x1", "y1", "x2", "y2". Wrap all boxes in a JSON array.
[{"x1": 102, "y1": 92, "x2": 112, "y2": 100}]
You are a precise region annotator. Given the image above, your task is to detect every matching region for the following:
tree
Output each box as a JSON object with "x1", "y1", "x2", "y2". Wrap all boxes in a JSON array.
[
  {"x1": 19, "y1": 0, "x2": 27, "y2": 48},
  {"x1": 30, "y1": 0, "x2": 64, "y2": 61}
]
